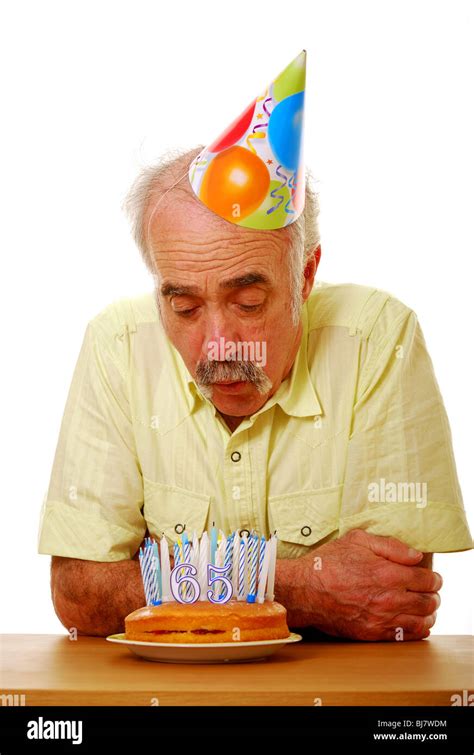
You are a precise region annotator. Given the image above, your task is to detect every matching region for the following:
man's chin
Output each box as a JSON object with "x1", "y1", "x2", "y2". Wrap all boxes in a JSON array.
[{"x1": 207, "y1": 381, "x2": 269, "y2": 414}]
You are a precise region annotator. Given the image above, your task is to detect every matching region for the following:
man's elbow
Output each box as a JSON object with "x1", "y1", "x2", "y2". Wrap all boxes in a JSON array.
[{"x1": 50, "y1": 556, "x2": 95, "y2": 636}]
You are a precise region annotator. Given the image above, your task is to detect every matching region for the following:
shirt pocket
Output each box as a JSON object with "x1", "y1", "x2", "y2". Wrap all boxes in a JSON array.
[
  {"x1": 143, "y1": 477, "x2": 211, "y2": 547},
  {"x1": 268, "y1": 484, "x2": 343, "y2": 558}
]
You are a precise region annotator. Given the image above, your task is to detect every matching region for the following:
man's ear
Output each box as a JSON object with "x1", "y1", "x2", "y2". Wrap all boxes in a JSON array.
[{"x1": 302, "y1": 244, "x2": 321, "y2": 300}]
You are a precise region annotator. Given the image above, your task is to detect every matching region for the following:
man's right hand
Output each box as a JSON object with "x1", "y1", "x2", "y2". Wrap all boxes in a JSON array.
[{"x1": 279, "y1": 528, "x2": 442, "y2": 641}]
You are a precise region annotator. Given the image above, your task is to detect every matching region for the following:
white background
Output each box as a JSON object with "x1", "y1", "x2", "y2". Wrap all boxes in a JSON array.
[{"x1": 0, "y1": 0, "x2": 472, "y2": 635}]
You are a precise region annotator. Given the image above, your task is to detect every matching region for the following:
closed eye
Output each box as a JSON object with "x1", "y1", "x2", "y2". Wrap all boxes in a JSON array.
[
  {"x1": 175, "y1": 303, "x2": 262, "y2": 317},
  {"x1": 237, "y1": 303, "x2": 262, "y2": 312},
  {"x1": 175, "y1": 308, "x2": 198, "y2": 317}
]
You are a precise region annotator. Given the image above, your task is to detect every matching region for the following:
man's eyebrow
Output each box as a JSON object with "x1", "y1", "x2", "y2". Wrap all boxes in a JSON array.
[
  {"x1": 219, "y1": 272, "x2": 271, "y2": 290},
  {"x1": 160, "y1": 272, "x2": 271, "y2": 297},
  {"x1": 160, "y1": 282, "x2": 200, "y2": 297}
]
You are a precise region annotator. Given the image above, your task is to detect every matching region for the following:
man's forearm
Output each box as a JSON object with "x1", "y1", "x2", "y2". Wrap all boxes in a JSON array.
[
  {"x1": 51, "y1": 556, "x2": 146, "y2": 637},
  {"x1": 274, "y1": 548, "x2": 435, "y2": 635},
  {"x1": 274, "y1": 554, "x2": 317, "y2": 628}
]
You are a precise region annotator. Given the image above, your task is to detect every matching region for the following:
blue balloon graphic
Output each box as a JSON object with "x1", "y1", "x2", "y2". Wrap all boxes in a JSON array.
[{"x1": 268, "y1": 91, "x2": 304, "y2": 171}]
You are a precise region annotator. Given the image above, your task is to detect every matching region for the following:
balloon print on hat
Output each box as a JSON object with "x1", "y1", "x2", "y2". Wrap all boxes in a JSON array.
[{"x1": 188, "y1": 50, "x2": 307, "y2": 230}]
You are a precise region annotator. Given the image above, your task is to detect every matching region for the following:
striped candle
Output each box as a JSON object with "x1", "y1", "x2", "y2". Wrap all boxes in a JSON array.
[
  {"x1": 182, "y1": 532, "x2": 192, "y2": 601},
  {"x1": 160, "y1": 534, "x2": 172, "y2": 602},
  {"x1": 242, "y1": 532, "x2": 249, "y2": 597},
  {"x1": 173, "y1": 540, "x2": 180, "y2": 568},
  {"x1": 138, "y1": 548, "x2": 147, "y2": 603},
  {"x1": 144, "y1": 543, "x2": 154, "y2": 605},
  {"x1": 224, "y1": 533, "x2": 234, "y2": 583},
  {"x1": 139, "y1": 545, "x2": 153, "y2": 605},
  {"x1": 151, "y1": 539, "x2": 162, "y2": 605},
  {"x1": 232, "y1": 530, "x2": 239, "y2": 598},
  {"x1": 146, "y1": 541, "x2": 157, "y2": 604},
  {"x1": 246, "y1": 534, "x2": 258, "y2": 602},
  {"x1": 237, "y1": 538, "x2": 246, "y2": 601},
  {"x1": 173, "y1": 538, "x2": 184, "y2": 601}
]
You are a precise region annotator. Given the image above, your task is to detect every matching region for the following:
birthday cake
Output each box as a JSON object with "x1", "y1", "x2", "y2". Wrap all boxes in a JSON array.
[
  {"x1": 127, "y1": 527, "x2": 287, "y2": 644},
  {"x1": 125, "y1": 599, "x2": 290, "y2": 644}
]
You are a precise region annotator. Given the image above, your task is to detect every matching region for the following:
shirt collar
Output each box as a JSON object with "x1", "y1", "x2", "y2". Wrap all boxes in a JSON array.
[{"x1": 156, "y1": 299, "x2": 323, "y2": 435}]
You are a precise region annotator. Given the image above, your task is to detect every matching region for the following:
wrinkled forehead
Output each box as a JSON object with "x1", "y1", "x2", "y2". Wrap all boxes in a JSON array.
[{"x1": 146, "y1": 178, "x2": 291, "y2": 274}]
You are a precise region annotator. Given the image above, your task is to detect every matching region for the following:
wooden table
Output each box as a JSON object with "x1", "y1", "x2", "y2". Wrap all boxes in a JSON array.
[{"x1": 1, "y1": 634, "x2": 472, "y2": 706}]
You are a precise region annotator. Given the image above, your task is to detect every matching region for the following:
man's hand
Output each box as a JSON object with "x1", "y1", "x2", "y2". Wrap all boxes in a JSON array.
[{"x1": 275, "y1": 528, "x2": 441, "y2": 641}]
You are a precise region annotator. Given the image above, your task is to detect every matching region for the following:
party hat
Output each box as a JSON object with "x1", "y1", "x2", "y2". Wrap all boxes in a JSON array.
[{"x1": 188, "y1": 50, "x2": 306, "y2": 230}]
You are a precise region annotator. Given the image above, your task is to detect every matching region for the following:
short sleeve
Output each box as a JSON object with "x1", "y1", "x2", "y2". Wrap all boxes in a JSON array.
[
  {"x1": 38, "y1": 318, "x2": 146, "y2": 561},
  {"x1": 339, "y1": 299, "x2": 473, "y2": 552}
]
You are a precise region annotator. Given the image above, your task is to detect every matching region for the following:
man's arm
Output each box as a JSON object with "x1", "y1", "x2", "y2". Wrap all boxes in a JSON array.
[
  {"x1": 51, "y1": 530, "x2": 437, "y2": 641},
  {"x1": 50, "y1": 555, "x2": 146, "y2": 637},
  {"x1": 51, "y1": 528, "x2": 180, "y2": 637},
  {"x1": 275, "y1": 529, "x2": 440, "y2": 641}
]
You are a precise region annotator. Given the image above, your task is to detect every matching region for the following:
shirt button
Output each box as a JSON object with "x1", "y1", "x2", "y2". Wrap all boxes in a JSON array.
[
  {"x1": 301, "y1": 525, "x2": 312, "y2": 537},
  {"x1": 174, "y1": 523, "x2": 185, "y2": 534},
  {"x1": 231, "y1": 451, "x2": 241, "y2": 462}
]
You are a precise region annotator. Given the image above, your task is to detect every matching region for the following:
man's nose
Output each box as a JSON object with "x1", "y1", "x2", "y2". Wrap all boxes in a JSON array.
[{"x1": 202, "y1": 308, "x2": 240, "y2": 358}]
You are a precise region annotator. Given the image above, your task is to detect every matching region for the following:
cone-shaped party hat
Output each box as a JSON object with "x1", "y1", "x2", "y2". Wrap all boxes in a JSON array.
[{"x1": 188, "y1": 50, "x2": 306, "y2": 230}]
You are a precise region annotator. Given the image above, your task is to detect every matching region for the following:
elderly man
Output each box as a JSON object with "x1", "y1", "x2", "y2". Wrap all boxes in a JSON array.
[{"x1": 39, "y1": 54, "x2": 472, "y2": 641}]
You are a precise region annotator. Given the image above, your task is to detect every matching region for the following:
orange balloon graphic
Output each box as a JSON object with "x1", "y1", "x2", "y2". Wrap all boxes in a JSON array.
[{"x1": 199, "y1": 146, "x2": 270, "y2": 222}]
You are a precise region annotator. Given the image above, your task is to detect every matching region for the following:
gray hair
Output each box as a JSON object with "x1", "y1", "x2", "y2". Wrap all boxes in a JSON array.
[{"x1": 122, "y1": 145, "x2": 320, "y2": 325}]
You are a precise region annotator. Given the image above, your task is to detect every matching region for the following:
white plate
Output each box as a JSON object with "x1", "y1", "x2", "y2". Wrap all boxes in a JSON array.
[{"x1": 105, "y1": 632, "x2": 302, "y2": 664}]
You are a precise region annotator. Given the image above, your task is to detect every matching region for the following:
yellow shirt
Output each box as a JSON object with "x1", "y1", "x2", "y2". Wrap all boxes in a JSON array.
[{"x1": 37, "y1": 281, "x2": 473, "y2": 561}]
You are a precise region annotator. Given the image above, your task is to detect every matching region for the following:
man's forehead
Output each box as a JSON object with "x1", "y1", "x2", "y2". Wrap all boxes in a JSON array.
[
  {"x1": 146, "y1": 189, "x2": 290, "y2": 254},
  {"x1": 147, "y1": 192, "x2": 291, "y2": 290}
]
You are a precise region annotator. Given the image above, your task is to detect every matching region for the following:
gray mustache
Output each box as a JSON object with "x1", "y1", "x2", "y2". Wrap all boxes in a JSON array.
[
  {"x1": 195, "y1": 359, "x2": 273, "y2": 396},
  {"x1": 196, "y1": 359, "x2": 264, "y2": 385}
]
